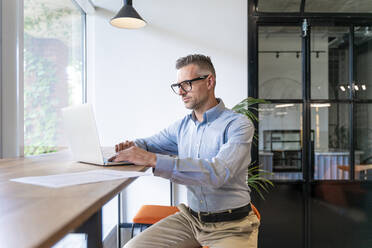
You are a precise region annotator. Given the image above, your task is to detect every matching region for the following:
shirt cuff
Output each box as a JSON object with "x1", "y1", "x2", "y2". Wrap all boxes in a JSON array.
[
  {"x1": 133, "y1": 139, "x2": 147, "y2": 150},
  {"x1": 154, "y1": 154, "x2": 174, "y2": 179}
]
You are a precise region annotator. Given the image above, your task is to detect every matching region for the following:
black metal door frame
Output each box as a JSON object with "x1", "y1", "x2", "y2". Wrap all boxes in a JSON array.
[{"x1": 248, "y1": 1, "x2": 372, "y2": 248}]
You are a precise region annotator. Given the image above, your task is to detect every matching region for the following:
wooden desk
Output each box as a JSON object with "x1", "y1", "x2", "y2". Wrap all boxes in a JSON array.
[
  {"x1": 0, "y1": 151, "x2": 147, "y2": 248},
  {"x1": 337, "y1": 164, "x2": 372, "y2": 179}
]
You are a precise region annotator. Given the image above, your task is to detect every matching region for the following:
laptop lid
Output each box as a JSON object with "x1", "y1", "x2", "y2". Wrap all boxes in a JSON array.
[{"x1": 62, "y1": 104, "x2": 105, "y2": 165}]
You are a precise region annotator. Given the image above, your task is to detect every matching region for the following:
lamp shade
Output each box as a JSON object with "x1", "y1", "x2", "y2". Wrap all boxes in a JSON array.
[{"x1": 110, "y1": 0, "x2": 146, "y2": 29}]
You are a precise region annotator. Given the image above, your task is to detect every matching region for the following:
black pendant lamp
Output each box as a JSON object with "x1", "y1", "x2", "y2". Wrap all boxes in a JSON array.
[{"x1": 110, "y1": 0, "x2": 146, "y2": 29}]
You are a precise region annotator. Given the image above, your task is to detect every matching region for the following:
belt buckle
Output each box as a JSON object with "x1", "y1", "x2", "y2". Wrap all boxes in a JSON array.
[{"x1": 197, "y1": 211, "x2": 210, "y2": 222}]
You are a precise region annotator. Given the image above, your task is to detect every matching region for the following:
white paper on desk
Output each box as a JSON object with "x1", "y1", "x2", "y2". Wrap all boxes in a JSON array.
[{"x1": 10, "y1": 170, "x2": 151, "y2": 188}]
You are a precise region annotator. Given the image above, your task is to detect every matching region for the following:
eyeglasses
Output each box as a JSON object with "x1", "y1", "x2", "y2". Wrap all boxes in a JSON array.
[{"x1": 171, "y1": 75, "x2": 209, "y2": 95}]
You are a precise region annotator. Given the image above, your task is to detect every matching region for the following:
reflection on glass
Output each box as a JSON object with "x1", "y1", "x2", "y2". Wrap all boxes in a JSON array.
[
  {"x1": 311, "y1": 103, "x2": 350, "y2": 180},
  {"x1": 24, "y1": 0, "x2": 84, "y2": 156},
  {"x1": 257, "y1": 0, "x2": 301, "y2": 12},
  {"x1": 354, "y1": 26, "x2": 372, "y2": 100},
  {"x1": 259, "y1": 103, "x2": 303, "y2": 180},
  {"x1": 355, "y1": 104, "x2": 372, "y2": 181},
  {"x1": 259, "y1": 26, "x2": 302, "y2": 99},
  {"x1": 305, "y1": 0, "x2": 372, "y2": 13},
  {"x1": 311, "y1": 27, "x2": 350, "y2": 100}
]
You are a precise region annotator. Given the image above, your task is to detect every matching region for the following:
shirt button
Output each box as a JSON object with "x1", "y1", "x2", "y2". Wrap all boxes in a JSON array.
[{"x1": 200, "y1": 200, "x2": 203, "y2": 203}]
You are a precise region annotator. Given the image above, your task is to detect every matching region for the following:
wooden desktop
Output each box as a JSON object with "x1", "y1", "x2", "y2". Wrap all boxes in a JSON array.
[{"x1": 0, "y1": 151, "x2": 147, "y2": 248}]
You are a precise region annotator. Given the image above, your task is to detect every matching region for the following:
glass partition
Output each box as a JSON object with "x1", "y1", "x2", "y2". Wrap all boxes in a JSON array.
[
  {"x1": 311, "y1": 103, "x2": 350, "y2": 180},
  {"x1": 354, "y1": 26, "x2": 372, "y2": 100},
  {"x1": 257, "y1": 0, "x2": 372, "y2": 13},
  {"x1": 259, "y1": 26, "x2": 302, "y2": 99},
  {"x1": 259, "y1": 103, "x2": 303, "y2": 180},
  {"x1": 257, "y1": 0, "x2": 301, "y2": 12},
  {"x1": 355, "y1": 104, "x2": 372, "y2": 181},
  {"x1": 305, "y1": 0, "x2": 372, "y2": 13},
  {"x1": 311, "y1": 27, "x2": 350, "y2": 100}
]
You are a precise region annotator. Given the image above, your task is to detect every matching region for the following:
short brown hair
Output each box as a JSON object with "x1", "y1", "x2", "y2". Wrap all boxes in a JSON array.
[{"x1": 176, "y1": 54, "x2": 216, "y2": 78}]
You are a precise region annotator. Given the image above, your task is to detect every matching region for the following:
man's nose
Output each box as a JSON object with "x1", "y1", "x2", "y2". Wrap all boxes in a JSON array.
[{"x1": 178, "y1": 87, "x2": 187, "y2": 95}]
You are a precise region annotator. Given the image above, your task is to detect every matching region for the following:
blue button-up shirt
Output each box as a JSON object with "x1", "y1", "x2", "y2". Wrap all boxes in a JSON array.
[{"x1": 134, "y1": 99, "x2": 254, "y2": 212}]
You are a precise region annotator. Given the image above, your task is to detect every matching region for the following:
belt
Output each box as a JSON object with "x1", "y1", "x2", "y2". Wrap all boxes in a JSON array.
[{"x1": 189, "y1": 204, "x2": 251, "y2": 223}]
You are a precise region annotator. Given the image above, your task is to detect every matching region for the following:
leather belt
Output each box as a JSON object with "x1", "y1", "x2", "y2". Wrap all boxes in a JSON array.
[{"x1": 189, "y1": 204, "x2": 251, "y2": 223}]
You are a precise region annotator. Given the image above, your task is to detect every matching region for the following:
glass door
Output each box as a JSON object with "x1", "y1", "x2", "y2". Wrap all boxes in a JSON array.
[
  {"x1": 310, "y1": 26, "x2": 351, "y2": 180},
  {"x1": 309, "y1": 24, "x2": 372, "y2": 248},
  {"x1": 256, "y1": 22, "x2": 372, "y2": 248},
  {"x1": 310, "y1": 25, "x2": 372, "y2": 181},
  {"x1": 258, "y1": 25, "x2": 305, "y2": 181},
  {"x1": 354, "y1": 25, "x2": 372, "y2": 181},
  {"x1": 250, "y1": 1, "x2": 372, "y2": 247}
]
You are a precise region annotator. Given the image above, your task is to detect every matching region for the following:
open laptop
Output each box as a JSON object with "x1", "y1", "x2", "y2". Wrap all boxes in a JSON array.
[{"x1": 62, "y1": 104, "x2": 133, "y2": 166}]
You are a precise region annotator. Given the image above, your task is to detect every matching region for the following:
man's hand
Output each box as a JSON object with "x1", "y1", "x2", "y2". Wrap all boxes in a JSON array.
[
  {"x1": 115, "y1": 140, "x2": 135, "y2": 152},
  {"x1": 108, "y1": 140, "x2": 135, "y2": 162},
  {"x1": 109, "y1": 146, "x2": 157, "y2": 167}
]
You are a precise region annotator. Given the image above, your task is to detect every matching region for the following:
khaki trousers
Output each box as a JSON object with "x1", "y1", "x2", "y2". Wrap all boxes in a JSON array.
[{"x1": 124, "y1": 204, "x2": 260, "y2": 248}]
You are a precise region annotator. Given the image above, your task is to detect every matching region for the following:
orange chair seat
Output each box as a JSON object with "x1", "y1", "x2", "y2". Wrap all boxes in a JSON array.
[
  {"x1": 133, "y1": 204, "x2": 260, "y2": 224},
  {"x1": 251, "y1": 203, "x2": 261, "y2": 221},
  {"x1": 133, "y1": 205, "x2": 180, "y2": 224}
]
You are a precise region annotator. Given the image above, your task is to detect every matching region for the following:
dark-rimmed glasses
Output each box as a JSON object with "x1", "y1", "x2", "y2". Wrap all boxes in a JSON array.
[{"x1": 171, "y1": 75, "x2": 209, "y2": 95}]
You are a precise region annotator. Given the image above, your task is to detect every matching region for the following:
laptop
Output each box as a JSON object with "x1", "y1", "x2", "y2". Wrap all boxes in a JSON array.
[{"x1": 62, "y1": 104, "x2": 133, "y2": 166}]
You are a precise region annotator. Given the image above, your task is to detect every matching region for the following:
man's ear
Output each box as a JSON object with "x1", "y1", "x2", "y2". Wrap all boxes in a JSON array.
[{"x1": 207, "y1": 76, "x2": 215, "y2": 89}]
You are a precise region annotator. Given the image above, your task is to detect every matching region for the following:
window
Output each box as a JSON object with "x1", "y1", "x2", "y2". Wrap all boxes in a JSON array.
[{"x1": 24, "y1": 0, "x2": 85, "y2": 156}]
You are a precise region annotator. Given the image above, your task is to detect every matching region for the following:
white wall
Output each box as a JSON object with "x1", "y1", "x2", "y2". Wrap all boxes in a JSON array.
[{"x1": 88, "y1": 0, "x2": 248, "y2": 223}]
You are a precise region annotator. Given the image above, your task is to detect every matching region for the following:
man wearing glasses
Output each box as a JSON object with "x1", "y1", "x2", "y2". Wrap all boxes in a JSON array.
[{"x1": 111, "y1": 54, "x2": 259, "y2": 247}]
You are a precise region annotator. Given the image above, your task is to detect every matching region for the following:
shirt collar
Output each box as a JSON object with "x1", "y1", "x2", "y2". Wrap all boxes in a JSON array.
[{"x1": 190, "y1": 98, "x2": 225, "y2": 123}]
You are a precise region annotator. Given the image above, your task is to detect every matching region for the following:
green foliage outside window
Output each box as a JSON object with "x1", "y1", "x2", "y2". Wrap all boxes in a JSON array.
[
  {"x1": 24, "y1": 0, "x2": 82, "y2": 156},
  {"x1": 24, "y1": 34, "x2": 59, "y2": 156}
]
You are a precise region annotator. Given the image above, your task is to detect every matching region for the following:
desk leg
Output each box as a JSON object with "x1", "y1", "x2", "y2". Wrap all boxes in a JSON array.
[
  {"x1": 117, "y1": 193, "x2": 122, "y2": 248},
  {"x1": 75, "y1": 209, "x2": 102, "y2": 248}
]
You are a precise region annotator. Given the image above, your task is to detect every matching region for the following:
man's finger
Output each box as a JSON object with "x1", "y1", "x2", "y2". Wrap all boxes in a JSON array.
[
  {"x1": 125, "y1": 141, "x2": 132, "y2": 148},
  {"x1": 114, "y1": 155, "x2": 125, "y2": 162},
  {"x1": 115, "y1": 144, "x2": 118, "y2": 153},
  {"x1": 119, "y1": 143, "x2": 124, "y2": 151},
  {"x1": 108, "y1": 155, "x2": 116, "y2": 162}
]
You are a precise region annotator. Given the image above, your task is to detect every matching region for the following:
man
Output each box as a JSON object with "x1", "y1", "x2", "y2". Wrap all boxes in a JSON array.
[{"x1": 110, "y1": 54, "x2": 259, "y2": 248}]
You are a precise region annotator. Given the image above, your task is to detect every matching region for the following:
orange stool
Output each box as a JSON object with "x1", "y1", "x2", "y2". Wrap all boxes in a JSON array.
[
  {"x1": 251, "y1": 203, "x2": 261, "y2": 221},
  {"x1": 131, "y1": 205, "x2": 179, "y2": 237}
]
